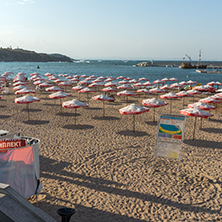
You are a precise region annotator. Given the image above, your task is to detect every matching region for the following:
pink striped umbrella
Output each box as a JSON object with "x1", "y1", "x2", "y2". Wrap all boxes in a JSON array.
[
  {"x1": 160, "y1": 92, "x2": 180, "y2": 113},
  {"x1": 92, "y1": 94, "x2": 115, "y2": 117},
  {"x1": 15, "y1": 95, "x2": 40, "y2": 120},
  {"x1": 15, "y1": 88, "x2": 36, "y2": 95},
  {"x1": 180, "y1": 108, "x2": 213, "y2": 139},
  {"x1": 45, "y1": 86, "x2": 64, "y2": 92},
  {"x1": 176, "y1": 91, "x2": 193, "y2": 107},
  {"x1": 117, "y1": 84, "x2": 131, "y2": 90},
  {"x1": 62, "y1": 99, "x2": 88, "y2": 125},
  {"x1": 102, "y1": 87, "x2": 117, "y2": 93},
  {"x1": 49, "y1": 91, "x2": 71, "y2": 113},
  {"x1": 142, "y1": 98, "x2": 168, "y2": 122},
  {"x1": 119, "y1": 103, "x2": 149, "y2": 132},
  {"x1": 117, "y1": 90, "x2": 137, "y2": 102}
]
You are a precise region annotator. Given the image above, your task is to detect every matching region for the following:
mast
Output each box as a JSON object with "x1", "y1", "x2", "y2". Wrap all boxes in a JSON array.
[{"x1": 198, "y1": 50, "x2": 201, "y2": 66}]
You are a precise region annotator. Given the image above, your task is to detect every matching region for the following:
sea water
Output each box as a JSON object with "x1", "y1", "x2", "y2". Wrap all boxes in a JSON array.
[{"x1": 0, "y1": 60, "x2": 222, "y2": 85}]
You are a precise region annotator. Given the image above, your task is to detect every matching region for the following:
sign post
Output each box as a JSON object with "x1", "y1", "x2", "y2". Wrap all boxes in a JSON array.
[{"x1": 152, "y1": 114, "x2": 186, "y2": 173}]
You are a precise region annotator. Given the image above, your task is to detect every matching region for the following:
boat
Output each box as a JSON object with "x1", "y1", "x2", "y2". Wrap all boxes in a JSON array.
[
  {"x1": 179, "y1": 62, "x2": 207, "y2": 69},
  {"x1": 179, "y1": 50, "x2": 207, "y2": 69}
]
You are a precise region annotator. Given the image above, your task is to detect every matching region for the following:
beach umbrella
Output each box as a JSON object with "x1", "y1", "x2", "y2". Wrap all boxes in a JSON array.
[
  {"x1": 119, "y1": 103, "x2": 149, "y2": 132},
  {"x1": 78, "y1": 87, "x2": 96, "y2": 102},
  {"x1": 179, "y1": 81, "x2": 189, "y2": 86},
  {"x1": 102, "y1": 87, "x2": 117, "y2": 93},
  {"x1": 92, "y1": 94, "x2": 115, "y2": 117},
  {"x1": 160, "y1": 84, "x2": 171, "y2": 90},
  {"x1": 187, "y1": 89, "x2": 202, "y2": 102},
  {"x1": 104, "y1": 82, "x2": 117, "y2": 87},
  {"x1": 207, "y1": 81, "x2": 216, "y2": 86},
  {"x1": 15, "y1": 95, "x2": 40, "y2": 121},
  {"x1": 117, "y1": 76, "x2": 125, "y2": 80},
  {"x1": 186, "y1": 80, "x2": 197, "y2": 85},
  {"x1": 72, "y1": 85, "x2": 84, "y2": 91},
  {"x1": 199, "y1": 96, "x2": 222, "y2": 114},
  {"x1": 188, "y1": 101, "x2": 216, "y2": 126},
  {"x1": 62, "y1": 99, "x2": 88, "y2": 125},
  {"x1": 129, "y1": 79, "x2": 139, "y2": 84},
  {"x1": 136, "y1": 88, "x2": 153, "y2": 96},
  {"x1": 139, "y1": 77, "x2": 149, "y2": 81},
  {"x1": 13, "y1": 81, "x2": 28, "y2": 87},
  {"x1": 88, "y1": 82, "x2": 103, "y2": 88},
  {"x1": 161, "y1": 77, "x2": 171, "y2": 82},
  {"x1": 33, "y1": 80, "x2": 44, "y2": 85},
  {"x1": 49, "y1": 91, "x2": 71, "y2": 113},
  {"x1": 15, "y1": 88, "x2": 36, "y2": 95},
  {"x1": 78, "y1": 80, "x2": 92, "y2": 85},
  {"x1": 160, "y1": 92, "x2": 180, "y2": 114},
  {"x1": 169, "y1": 77, "x2": 178, "y2": 82},
  {"x1": 188, "y1": 102, "x2": 216, "y2": 110},
  {"x1": 153, "y1": 79, "x2": 162, "y2": 84},
  {"x1": 179, "y1": 108, "x2": 213, "y2": 139},
  {"x1": 118, "y1": 80, "x2": 128, "y2": 84},
  {"x1": 142, "y1": 98, "x2": 168, "y2": 122},
  {"x1": 117, "y1": 84, "x2": 131, "y2": 90},
  {"x1": 149, "y1": 87, "x2": 166, "y2": 94},
  {"x1": 199, "y1": 96, "x2": 221, "y2": 104},
  {"x1": 13, "y1": 85, "x2": 29, "y2": 91},
  {"x1": 170, "y1": 83, "x2": 183, "y2": 89},
  {"x1": 143, "y1": 81, "x2": 153, "y2": 86},
  {"x1": 45, "y1": 86, "x2": 64, "y2": 92},
  {"x1": 117, "y1": 90, "x2": 137, "y2": 102},
  {"x1": 133, "y1": 82, "x2": 144, "y2": 87},
  {"x1": 92, "y1": 79, "x2": 103, "y2": 83},
  {"x1": 176, "y1": 91, "x2": 193, "y2": 107},
  {"x1": 39, "y1": 82, "x2": 53, "y2": 88},
  {"x1": 58, "y1": 81, "x2": 72, "y2": 92}
]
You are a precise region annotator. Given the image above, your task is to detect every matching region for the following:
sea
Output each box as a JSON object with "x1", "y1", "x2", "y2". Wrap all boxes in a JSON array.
[{"x1": 1, "y1": 60, "x2": 222, "y2": 85}]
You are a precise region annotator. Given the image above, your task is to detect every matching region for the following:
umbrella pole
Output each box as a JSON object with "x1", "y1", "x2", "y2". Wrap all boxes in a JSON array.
[
  {"x1": 183, "y1": 97, "x2": 185, "y2": 108},
  {"x1": 60, "y1": 98, "x2": 62, "y2": 113},
  {"x1": 200, "y1": 117, "x2": 202, "y2": 128},
  {"x1": 193, "y1": 117, "x2": 197, "y2": 140},
  {"x1": 153, "y1": 108, "x2": 155, "y2": 122},
  {"x1": 133, "y1": 115, "x2": 135, "y2": 133},
  {"x1": 103, "y1": 101, "x2": 105, "y2": 117},
  {"x1": 74, "y1": 109, "x2": 77, "y2": 125},
  {"x1": 27, "y1": 103, "x2": 30, "y2": 121},
  {"x1": 216, "y1": 103, "x2": 217, "y2": 114},
  {"x1": 170, "y1": 99, "x2": 172, "y2": 114}
]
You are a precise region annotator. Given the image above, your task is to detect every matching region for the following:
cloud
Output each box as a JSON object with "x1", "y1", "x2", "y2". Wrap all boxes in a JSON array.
[{"x1": 17, "y1": 0, "x2": 35, "y2": 5}]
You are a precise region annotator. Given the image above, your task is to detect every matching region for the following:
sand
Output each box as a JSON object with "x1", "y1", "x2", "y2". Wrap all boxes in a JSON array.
[{"x1": 1, "y1": 83, "x2": 222, "y2": 221}]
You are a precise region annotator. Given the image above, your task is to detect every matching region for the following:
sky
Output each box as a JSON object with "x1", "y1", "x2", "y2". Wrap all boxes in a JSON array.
[{"x1": 0, "y1": 0, "x2": 222, "y2": 60}]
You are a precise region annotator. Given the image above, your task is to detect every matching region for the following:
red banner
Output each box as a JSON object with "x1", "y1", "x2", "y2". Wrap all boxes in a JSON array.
[{"x1": 0, "y1": 139, "x2": 27, "y2": 153}]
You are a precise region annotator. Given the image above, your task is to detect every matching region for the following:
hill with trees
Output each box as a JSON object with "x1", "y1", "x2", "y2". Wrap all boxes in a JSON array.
[{"x1": 0, "y1": 48, "x2": 74, "y2": 62}]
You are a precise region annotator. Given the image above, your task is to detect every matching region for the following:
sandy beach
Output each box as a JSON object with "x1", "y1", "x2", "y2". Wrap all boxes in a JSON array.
[{"x1": 1, "y1": 82, "x2": 222, "y2": 221}]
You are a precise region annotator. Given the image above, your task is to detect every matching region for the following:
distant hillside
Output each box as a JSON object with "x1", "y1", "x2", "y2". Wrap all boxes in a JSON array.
[{"x1": 0, "y1": 48, "x2": 74, "y2": 62}]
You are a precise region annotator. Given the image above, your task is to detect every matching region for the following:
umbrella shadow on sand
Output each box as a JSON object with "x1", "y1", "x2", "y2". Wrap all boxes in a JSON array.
[
  {"x1": 92, "y1": 116, "x2": 120, "y2": 121},
  {"x1": 145, "y1": 120, "x2": 157, "y2": 126},
  {"x1": 200, "y1": 127, "x2": 222, "y2": 134},
  {"x1": 23, "y1": 120, "x2": 50, "y2": 125},
  {"x1": 207, "y1": 118, "x2": 222, "y2": 124},
  {"x1": 116, "y1": 130, "x2": 148, "y2": 137},
  {"x1": 184, "y1": 139, "x2": 221, "y2": 149},
  {"x1": 22, "y1": 108, "x2": 42, "y2": 112},
  {"x1": 0, "y1": 115, "x2": 11, "y2": 119},
  {"x1": 63, "y1": 124, "x2": 94, "y2": 130},
  {"x1": 56, "y1": 112, "x2": 80, "y2": 117},
  {"x1": 84, "y1": 107, "x2": 102, "y2": 110},
  {"x1": 0, "y1": 105, "x2": 7, "y2": 108}
]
